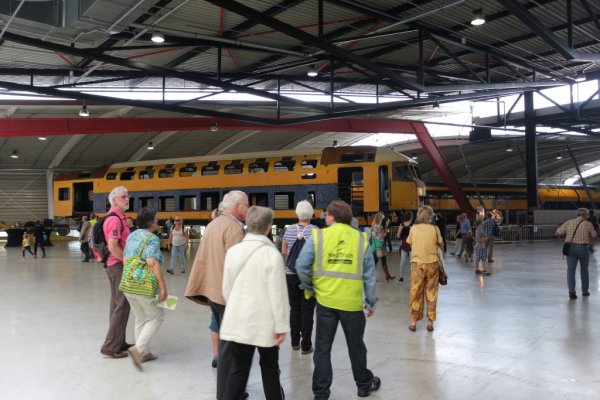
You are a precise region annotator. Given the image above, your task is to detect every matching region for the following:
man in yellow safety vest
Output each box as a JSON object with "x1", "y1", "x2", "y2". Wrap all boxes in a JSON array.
[{"x1": 296, "y1": 200, "x2": 380, "y2": 400}]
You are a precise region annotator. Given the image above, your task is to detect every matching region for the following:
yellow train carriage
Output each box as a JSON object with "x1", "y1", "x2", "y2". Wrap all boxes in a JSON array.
[{"x1": 54, "y1": 146, "x2": 423, "y2": 225}]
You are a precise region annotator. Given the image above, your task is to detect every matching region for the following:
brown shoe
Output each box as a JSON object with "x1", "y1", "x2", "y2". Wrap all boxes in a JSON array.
[
  {"x1": 121, "y1": 343, "x2": 134, "y2": 352},
  {"x1": 141, "y1": 353, "x2": 158, "y2": 363},
  {"x1": 128, "y1": 347, "x2": 143, "y2": 371},
  {"x1": 408, "y1": 324, "x2": 416, "y2": 332},
  {"x1": 100, "y1": 348, "x2": 128, "y2": 359}
]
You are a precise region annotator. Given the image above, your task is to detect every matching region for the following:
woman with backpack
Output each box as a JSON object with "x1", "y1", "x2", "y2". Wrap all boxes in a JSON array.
[
  {"x1": 281, "y1": 200, "x2": 317, "y2": 354},
  {"x1": 396, "y1": 211, "x2": 413, "y2": 282}
]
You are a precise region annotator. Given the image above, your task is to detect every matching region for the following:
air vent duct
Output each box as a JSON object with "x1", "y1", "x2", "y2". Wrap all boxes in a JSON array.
[{"x1": 0, "y1": 0, "x2": 95, "y2": 27}]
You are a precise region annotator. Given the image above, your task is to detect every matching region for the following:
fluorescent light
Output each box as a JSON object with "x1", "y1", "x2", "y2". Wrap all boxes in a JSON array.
[
  {"x1": 11, "y1": 150, "x2": 18, "y2": 159},
  {"x1": 147, "y1": 141, "x2": 154, "y2": 150},
  {"x1": 471, "y1": 9, "x2": 485, "y2": 26},
  {"x1": 151, "y1": 31, "x2": 164, "y2": 43},
  {"x1": 505, "y1": 143, "x2": 513, "y2": 152},
  {"x1": 556, "y1": 152, "x2": 563, "y2": 160},
  {"x1": 38, "y1": 136, "x2": 47, "y2": 141}
]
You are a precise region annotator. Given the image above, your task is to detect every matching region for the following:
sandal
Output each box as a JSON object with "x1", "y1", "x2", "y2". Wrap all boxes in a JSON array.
[{"x1": 408, "y1": 324, "x2": 416, "y2": 332}]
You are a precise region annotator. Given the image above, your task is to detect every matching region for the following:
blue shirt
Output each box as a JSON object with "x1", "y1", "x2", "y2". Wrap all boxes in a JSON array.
[
  {"x1": 460, "y1": 218, "x2": 471, "y2": 234},
  {"x1": 295, "y1": 225, "x2": 378, "y2": 310},
  {"x1": 124, "y1": 229, "x2": 164, "y2": 265}
]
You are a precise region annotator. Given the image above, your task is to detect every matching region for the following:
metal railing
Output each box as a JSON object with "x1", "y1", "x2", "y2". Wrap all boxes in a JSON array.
[{"x1": 388, "y1": 224, "x2": 561, "y2": 244}]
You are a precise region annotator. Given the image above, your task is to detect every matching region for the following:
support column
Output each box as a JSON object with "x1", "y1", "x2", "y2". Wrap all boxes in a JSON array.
[
  {"x1": 524, "y1": 91, "x2": 538, "y2": 210},
  {"x1": 46, "y1": 171, "x2": 54, "y2": 221},
  {"x1": 411, "y1": 122, "x2": 473, "y2": 215}
]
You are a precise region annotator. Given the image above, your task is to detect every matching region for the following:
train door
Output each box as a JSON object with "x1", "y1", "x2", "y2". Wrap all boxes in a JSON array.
[
  {"x1": 338, "y1": 167, "x2": 364, "y2": 213},
  {"x1": 378, "y1": 166, "x2": 389, "y2": 211},
  {"x1": 73, "y1": 182, "x2": 93, "y2": 216}
]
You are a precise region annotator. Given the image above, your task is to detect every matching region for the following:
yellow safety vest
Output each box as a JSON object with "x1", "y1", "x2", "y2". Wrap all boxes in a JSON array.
[{"x1": 312, "y1": 223, "x2": 368, "y2": 311}]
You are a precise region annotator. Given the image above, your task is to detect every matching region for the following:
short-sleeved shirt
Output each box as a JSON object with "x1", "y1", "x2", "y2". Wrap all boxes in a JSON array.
[
  {"x1": 556, "y1": 217, "x2": 597, "y2": 245},
  {"x1": 103, "y1": 207, "x2": 130, "y2": 267},
  {"x1": 406, "y1": 223, "x2": 443, "y2": 264},
  {"x1": 483, "y1": 218, "x2": 496, "y2": 237},
  {"x1": 283, "y1": 224, "x2": 316, "y2": 274},
  {"x1": 124, "y1": 229, "x2": 164, "y2": 265}
]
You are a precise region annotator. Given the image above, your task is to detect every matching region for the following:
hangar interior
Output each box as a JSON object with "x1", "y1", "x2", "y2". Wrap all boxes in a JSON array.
[{"x1": 0, "y1": 0, "x2": 599, "y2": 222}]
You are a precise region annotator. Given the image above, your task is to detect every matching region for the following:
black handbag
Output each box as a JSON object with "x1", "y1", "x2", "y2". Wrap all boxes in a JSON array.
[{"x1": 563, "y1": 220, "x2": 584, "y2": 256}]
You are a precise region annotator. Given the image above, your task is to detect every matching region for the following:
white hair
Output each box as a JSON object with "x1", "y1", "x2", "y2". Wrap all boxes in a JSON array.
[
  {"x1": 221, "y1": 190, "x2": 248, "y2": 210},
  {"x1": 108, "y1": 186, "x2": 128, "y2": 206},
  {"x1": 577, "y1": 208, "x2": 589, "y2": 217},
  {"x1": 245, "y1": 206, "x2": 274, "y2": 234},
  {"x1": 295, "y1": 200, "x2": 314, "y2": 221}
]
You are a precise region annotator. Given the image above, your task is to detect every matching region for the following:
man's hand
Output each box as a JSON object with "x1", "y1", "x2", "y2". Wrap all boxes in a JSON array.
[
  {"x1": 159, "y1": 288, "x2": 168, "y2": 302},
  {"x1": 365, "y1": 308, "x2": 374, "y2": 318},
  {"x1": 274, "y1": 333, "x2": 286, "y2": 346}
]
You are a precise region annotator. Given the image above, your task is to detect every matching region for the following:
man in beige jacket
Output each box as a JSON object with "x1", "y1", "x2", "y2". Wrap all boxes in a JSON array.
[{"x1": 185, "y1": 190, "x2": 248, "y2": 400}]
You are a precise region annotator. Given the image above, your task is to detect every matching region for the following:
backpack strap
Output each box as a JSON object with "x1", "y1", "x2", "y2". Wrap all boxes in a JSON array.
[{"x1": 105, "y1": 211, "x2": 124, "y2": 233}]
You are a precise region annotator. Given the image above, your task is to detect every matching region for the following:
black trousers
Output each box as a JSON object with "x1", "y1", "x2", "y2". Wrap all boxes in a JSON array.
[
  {"x1": 286, "y1": 274, "x2": 316, "y2": 351},
  {"x1": 223, "y1": 342, "x2": 284, "y2": 400},
  {"x1": 209, "y1": 300, "x2": 235, "y2": 400},
  {"x1": 34, "y1": 240, "x2": 46, "y2": 257}
]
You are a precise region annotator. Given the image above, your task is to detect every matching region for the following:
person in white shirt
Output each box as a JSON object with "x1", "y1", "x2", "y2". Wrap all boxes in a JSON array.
[
  {"x1": 167, "y1": 216, "x2": 188, "y2": 274},
  {"x1": 220, "y1": 206, "x2": 289, "y2": 400}
]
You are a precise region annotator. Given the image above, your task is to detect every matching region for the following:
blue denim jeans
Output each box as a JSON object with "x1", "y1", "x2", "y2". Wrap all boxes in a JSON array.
[
  {"x1": 313, "y1": 303, "x2": 373, "y2": 399},
  {"x1": 567, "y1": 244, "x2": 589, "y2": 295},
  {"x1": 168, "y1": 244, "x2": 186, "y2": 272}
]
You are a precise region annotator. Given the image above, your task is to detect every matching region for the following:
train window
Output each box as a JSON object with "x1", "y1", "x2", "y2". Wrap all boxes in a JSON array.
[
  {"x1": 106, "y1": 172, "x2": 116, "y2": 180},
  {"x1": 180, "y1": 195, "x2": 198, "y2": 211},
  {"x1": 201, "y1": 192, "x2": 220, "y2": 210},
  {"x1": 249, "y1": 193, "x2": 269, "y2": 207},
  {"x1": 301, "y1": 160, "x2": 317, "y2": 169},
  {"x1": 201, "y1": 165, "x2": 220, "y2": 176},
  {"x1": 274, "y1": 160, "x2": 296, "y2": 171},
  {"x1": 249, "y1": 162, "x2": 269, "y2": 173},
  {"x1": 159, "y1": 196, "x2": 176, "y2": 212},
  {"x1": 340, "y1": 153, "x2": 370, "y2": 163},
  {"x1": 139, "y1": 170, "x2": 155, "y2": 179},
  {"x1": 225, "y1": 163, "x2": 243, "y2": 175},
  {"x1": 159, "y1": 168, "x2": 175, "y2": 178},
  {"x1": 58, "y1": 188, "x2": 70, "y2": 201},
  {"x1": 274, "y1": 192, "x2": 294, "y2": 210},
  {"x1": 392, "y1": 162, "x2": 412, "y2": 182},
  {"x1": 179, "y1": 166, "x2": 198, "y2": 177},
  {"x1": 302, "y1": 173, "x2": 317, "y2": 179},
  {"x1": 139, "y1": 197, "x2": 155, "y2": 208},
  {"x1": 120, "y1": 171, "x2": 135, "y2": 180}
]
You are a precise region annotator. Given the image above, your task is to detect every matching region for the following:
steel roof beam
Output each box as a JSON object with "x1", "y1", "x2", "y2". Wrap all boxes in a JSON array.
[
  {"x1": 498, "y1": 0, "x2": 600, "y2": 62},
  {"x1": 2, "y1": 31, "x2": 331, "y2": 114},
  {"x1": 205, "y1": 0, "x2": 424, "y2": 92}
]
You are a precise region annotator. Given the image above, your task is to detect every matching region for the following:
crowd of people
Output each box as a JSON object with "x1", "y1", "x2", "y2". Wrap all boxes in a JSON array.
[{"x1": 80, "y1": 184, "x2": 599, "y2": 399}]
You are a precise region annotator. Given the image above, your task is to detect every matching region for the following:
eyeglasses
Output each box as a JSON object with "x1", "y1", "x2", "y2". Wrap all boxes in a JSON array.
[
  {"x1": 119, "y1": 195, "x2": 130, "y2": 199},
  {"x1": 175, "y1": 219, "x2": 182, "y2": 222}
]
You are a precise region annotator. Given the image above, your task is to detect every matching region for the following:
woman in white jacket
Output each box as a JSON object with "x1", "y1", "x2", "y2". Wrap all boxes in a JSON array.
[{"x1": 220, "y1": 206, "x2": 290, "y2": 400}]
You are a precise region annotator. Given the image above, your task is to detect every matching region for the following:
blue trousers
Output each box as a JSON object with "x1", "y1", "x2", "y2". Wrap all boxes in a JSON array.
[
  {"x1": 567, "y1": 244, "x2": 589, "y2": 295},
  {"x1": 168, "y1": 244, "x2": 186, "y2": 272},
  {"x1": 312, "y1": 303, "x2": 373, "y2": 399}
]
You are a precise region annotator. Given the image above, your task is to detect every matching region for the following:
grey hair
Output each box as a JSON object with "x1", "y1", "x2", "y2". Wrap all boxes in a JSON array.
[
  {"x1": 416, "y1": 205, "x2": 434, "y2": 224},
  {"x1": 245, "y1": 206, "x2": 273, "y2": 235},
  {"x1": 221, "y1": 190, "x2": 248, "y2": 210},
  {"x1": 577, "y1": 208, "x2": 589, "y2": 217},
  {"x1": 296, "y1": 200, "x2": 314, "y2": 221},
  {"x1": 371, "y1": 212, "x2": 384, "y2": 227},
  {"x1": 108, "y1": 186, "x2": 128, "y2": 205}
]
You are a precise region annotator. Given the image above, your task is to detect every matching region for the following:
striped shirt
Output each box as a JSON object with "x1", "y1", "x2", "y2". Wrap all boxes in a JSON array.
[
  {"x1": 556, "y1": 217, "x2": 597, "y2": 245},
  {"x1": 282, "y1": 224, "x2": 316, "y2": 274}
]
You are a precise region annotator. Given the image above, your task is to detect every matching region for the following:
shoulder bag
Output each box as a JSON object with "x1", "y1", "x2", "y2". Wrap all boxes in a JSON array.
[
  {"x1": 562, "y1": 220, "x2": 584, "y2": 256},
  {"x1": 119, "y1": 234, "x2": 158, "y2": 296},
  {"x1": 436, "y1": 227, "x2": 447, "y2": 286}
]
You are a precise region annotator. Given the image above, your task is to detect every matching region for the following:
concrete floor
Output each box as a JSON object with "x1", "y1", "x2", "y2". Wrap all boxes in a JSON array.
[{"x1": 1, "y1": 239, "x2": 598, "y2": 400}]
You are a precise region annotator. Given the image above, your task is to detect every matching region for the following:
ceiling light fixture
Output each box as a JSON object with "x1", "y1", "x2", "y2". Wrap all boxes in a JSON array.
[
  {"x1": 38, "y1": 136, "x2": 47, "y2": 141},
  {"x1": 471, "y1": 8, "x2": 486, "y2": 26},
  {"x1": 147, "y1": 141, "x2": 154, "y2": 150},
  {"x1": 556, "y1": 152, "x2": 563, "y2": 160},
  {"x1": 210, "y1": 122, "x2": 218, "y2": 132},
  {"x1": 433, "y1": 101, "x2": 440, "y2": 109},
  {"x1": 79, "y1": 103, "x2": 89, "y2": 117},
  {"x1": 505, "y1": 143, "x2": 513, "y2": 152},
  {"x1": 332, "y1": 140, "x2": 338, "y2": 148},
  {"x1": 575, "y1": 74, "x2": 586, "y2": 82},
  {"x1": 307, "y1": 64, "x2": 318, "y2": 77},
  {"x1": 151, "y1": 30, "x2": 165, "y2": 43},
  {"x1": 411, "y1": 152, "x2": 418, "y2": 160},
  {"x1": 11, "y1": 150, "x2": 18, "y2": 159}
]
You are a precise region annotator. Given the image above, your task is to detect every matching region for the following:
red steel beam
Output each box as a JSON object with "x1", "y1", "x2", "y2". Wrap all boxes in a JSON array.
[
  {"x1": 410, "y1": 122, "x2": 474, "y2": 215},
  {"x1": 0, "y1": 117, "x2": 423, "y2": 137}
]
